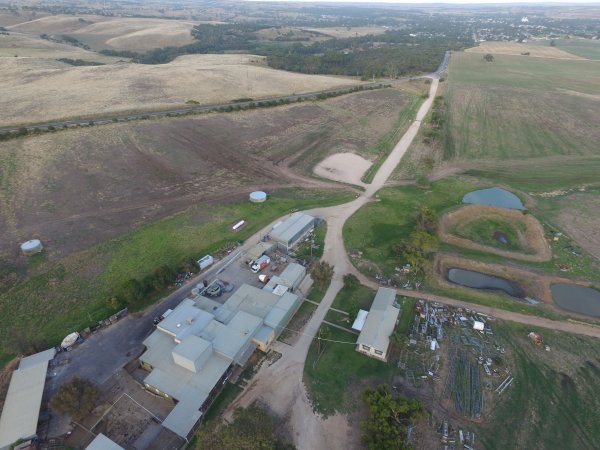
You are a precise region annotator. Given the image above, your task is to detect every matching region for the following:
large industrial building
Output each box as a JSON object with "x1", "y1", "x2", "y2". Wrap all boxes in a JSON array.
[
  {"x1": 0, "y1": 349, "x2": 56, "y2": 449},
  {"x1": 356, "y1": 288, "x2": 400, "y2": 362},
  {"x1": 139, "y1": 281, "x2": 303, "y2": 441},
  {"x1": 270, "y1": 212, "x2": 315, "y2": 250}
]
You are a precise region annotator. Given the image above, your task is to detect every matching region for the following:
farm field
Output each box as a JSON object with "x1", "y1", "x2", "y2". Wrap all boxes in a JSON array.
[
  {"x1": 534, "y1": 39, "x2": 600, "y2": 60},
  {"x1": 465, "y1": 41, "x2": 585, "y2": 60},
  {"x1": 0, "y1": 53, "x2": 361, "y2": 126},
  {"x1": 442, "y1": 52, "x2": 600, "y2": 192},
  {"x1": 302, "y1": 26, "x2": 395, "y2": 38},
  {"x1": 5, "y1": 14, "x2": 202, "y2": 52},
  {"x1": 0, "y1": 187, "x2": 353, "y2": 366},
  {"x1": 475, "y1": 321, "x2": 600, "y2": 450},
  {"x1": 0, "y1": 31, "x2": 124, "y2": 61},
  {"x1": 0, "y1": 87, "x2": 412, "y2": 260}
]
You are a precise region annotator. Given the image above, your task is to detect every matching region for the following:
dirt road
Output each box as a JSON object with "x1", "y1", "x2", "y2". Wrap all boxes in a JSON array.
[{"x1": 227, "y1": 79, "x2": 440, "y2": 449}]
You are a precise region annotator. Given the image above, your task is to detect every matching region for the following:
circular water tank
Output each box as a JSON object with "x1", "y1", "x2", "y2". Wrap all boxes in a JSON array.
[
  {"x1": 20, "y1": 239, "x2": 43, "y2": 256},
  {"x1": 249, "y1": 191, "x2": 267, "y2": 203}
]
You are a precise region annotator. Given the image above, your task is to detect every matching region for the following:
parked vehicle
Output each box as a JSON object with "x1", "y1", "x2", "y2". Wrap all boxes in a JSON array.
[{"x1": 251, "y1": 255, "x2": 270, "y2": 273}]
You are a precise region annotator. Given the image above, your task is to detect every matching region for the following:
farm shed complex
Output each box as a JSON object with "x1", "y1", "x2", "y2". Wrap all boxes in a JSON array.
[
  {"x1": 0, "y1": 349, "x2": 56, "y2": 449},
  {"x1": 263, "y1": 262, "x2": 307, "y2": 293},
  {"x1": 271, "y1": 213, "x2": 315, "y2": 250},
  {"x1": 356, "y1": 288, "x2": 400, "y2": 362},
  {"x1": 139, "y1": 283, "x2": 303, "y2": 440}
]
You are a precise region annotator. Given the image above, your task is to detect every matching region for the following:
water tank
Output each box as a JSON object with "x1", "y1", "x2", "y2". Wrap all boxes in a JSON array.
[
  {"x1": 249, "y1": 191, "x2": 267, "y2": 203},
  {"x1": 20, "y1": 239, "x2": 43, "y2": 256}
]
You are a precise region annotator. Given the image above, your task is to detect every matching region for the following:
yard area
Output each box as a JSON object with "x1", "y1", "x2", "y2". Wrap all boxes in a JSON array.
[{"x1": 0, "y1": 188, "x2": 352, "y2": 366}]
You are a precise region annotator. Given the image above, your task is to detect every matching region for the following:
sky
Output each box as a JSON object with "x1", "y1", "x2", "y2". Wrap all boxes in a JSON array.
[{"x1": 255, "y1": 0, "x2": 599, "y2": 4}]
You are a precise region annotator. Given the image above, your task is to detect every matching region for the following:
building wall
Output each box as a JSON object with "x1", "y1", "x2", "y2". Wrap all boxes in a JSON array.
[{"x1": 355, "y1": 343, "x2": 388, "y2": 362}]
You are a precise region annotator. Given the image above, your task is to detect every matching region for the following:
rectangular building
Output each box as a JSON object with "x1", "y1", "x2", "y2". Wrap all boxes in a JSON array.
[
  {"x1": 0, "y1": 349, "x2": 56, "y2": 449},
  {"x1": 356, "y1": 288, "x2": 400, "y2": 362},
  {"x1": 270, "y1": 213, "x2": 315, "y2": 250}
]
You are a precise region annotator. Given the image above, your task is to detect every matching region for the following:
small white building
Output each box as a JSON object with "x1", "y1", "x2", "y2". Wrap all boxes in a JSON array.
[{"x1": 356, "y1": 288, "x2": 400, "y2": 362}]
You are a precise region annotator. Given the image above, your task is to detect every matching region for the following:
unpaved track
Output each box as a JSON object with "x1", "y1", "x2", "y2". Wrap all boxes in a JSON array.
[
  {"x1": 226, "y1": 78, "x2": 439, "y2": 449},
  {"x1": 226, "y1": 73, "x2": 600, "y2": 448}
]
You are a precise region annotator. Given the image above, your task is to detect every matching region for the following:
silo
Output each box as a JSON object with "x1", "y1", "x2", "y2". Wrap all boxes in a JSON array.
[
  {"x1": 20, "y1": 239, "x2": 43, "y2": 256},
  {"x1": 249, "y1": 191, "x2": 267, "y2": 203}
]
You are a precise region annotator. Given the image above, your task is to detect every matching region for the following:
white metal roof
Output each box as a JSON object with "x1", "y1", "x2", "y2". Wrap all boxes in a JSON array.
[
  {"x1": 278, "y1": 263, "x2": 306, "y2": 288},
  {"x1": 270, "y1": 213, "x2": 314, "y2": 245},
  {"x1": 0, "y1": 349, "x2": 55, "y2": 448},
  {"x1": 85, "y1": 433, "x2": 125, "y2": 450},
  {"x1": 356, "y1": 288, "x2": 399, "y2": 353},
  {"x1": 352, "y1": 309, "x2": 369, "y2": 331},
  {"x1": 162, "y1": 398, "x2": 203, "y2": 439}
]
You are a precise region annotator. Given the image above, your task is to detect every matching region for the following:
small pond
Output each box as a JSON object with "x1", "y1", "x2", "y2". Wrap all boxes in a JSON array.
[
  {"x1": 448, "y1": 268, "x2": 524, "y2": 298},
  {"x1": 551, "y1": 284, "x2": 600, "y2": 317},
  {"x1": 462, "y1": 187, "x2": 525, "y2": 210}
]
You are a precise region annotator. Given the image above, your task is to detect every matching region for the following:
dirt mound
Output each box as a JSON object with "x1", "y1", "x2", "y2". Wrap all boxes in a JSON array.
[
  {"x1": 438, "y1": 204, "x2": 551, "y2": 262},
  {"x1": 313, "y1": 152, "x2": 372, "y2": 187}
]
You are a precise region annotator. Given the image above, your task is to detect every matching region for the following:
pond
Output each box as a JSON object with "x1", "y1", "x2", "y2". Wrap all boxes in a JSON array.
[
  {"x1": 462, "y1": 187, "x2": 525, "y2": 210},
  {"x1": 551, "y1": 283, "x2": 600, "y2": 317},
  {"x1": 448, "y1": 268, "x2": 524, "y2": 298}
]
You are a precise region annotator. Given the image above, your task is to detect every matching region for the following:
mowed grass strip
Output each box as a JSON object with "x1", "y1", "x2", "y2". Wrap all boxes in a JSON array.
[{"x1": 0, "y1": 188, "x2": 353, "y2": 364}]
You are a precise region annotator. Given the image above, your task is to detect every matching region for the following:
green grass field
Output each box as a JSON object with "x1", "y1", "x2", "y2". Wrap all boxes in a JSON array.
[
  {"x1": 0, "y1": 188, "x2": 353, "y2": 365},
  {"x1": 477, "y1": 321, "x2": 600, "y2": 449},
  {"x1": 536, "y1": 39, "x2": 600, "y2": 60},
  {"x1": 344, "y1": 178, "x2": 600, "y2": 319},
  {"x1": 445, "y1": 52, "x2": 600, "y2": 192},
  {"x1": 304, "y1": 326, "x2": 396, "y2": 416},
  {"x1": 452, "y1": 215, "x2": 527, "y2": 252}
]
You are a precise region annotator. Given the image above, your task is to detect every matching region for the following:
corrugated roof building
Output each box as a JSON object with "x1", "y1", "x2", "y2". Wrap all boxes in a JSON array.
[
  {"x1": 139, "y1": 281, "x2": 301, "y2": 440},
  {"x1": 85, "y1": 433, "x2": 124, "y2": 450},
  {"x1": 356, "y1": 288, "x2": 399, "y2": 361},
  {"x1": 270, "y1": 213, "x2": 315, "y2": 250},
  {"x1": 0, "y1": 348, "x2": 56, "y2": 449}
]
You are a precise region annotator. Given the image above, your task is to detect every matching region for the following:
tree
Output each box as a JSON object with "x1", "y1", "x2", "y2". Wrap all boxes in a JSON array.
[
  {"x1": 120, "y1": 278, "x2": 143, "y2": 306},
  {"x1": 196, "y1": 405, "x2": 293, "y2": 450},
  {"x1": 49, "y1": 377, "x2": 100, "y2": 419},
  {"x1": 310, "y1": 261, "x2": 334, "y2": 290},
  {"x1": 483, "y1": 53, "x2": 494, "y2": 62},
  {"x1": 416, "y1": 206, "x2": 438, "y2": 233},
  {"x1": 343, "y1": 273, "x2": 359, "y2": 288},
  {"x1": 362, "y1": 385, "x2": 423, "y2": 450}
]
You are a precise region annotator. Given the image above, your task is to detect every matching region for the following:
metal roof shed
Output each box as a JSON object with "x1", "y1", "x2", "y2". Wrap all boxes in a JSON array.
[
  {"x1": 270, "y1": 213, "x2": 315, "y2": 250},
  {"x1": 0, "y1": 349, "x2": 56, "y2": 448},
  {"x1": 356, "y1": 288, "x2": 399, "y2": 362},
  {"x1": 278, "y1": 263, "x2": 306, "y2": 291},
  {"x1": 86, "y1": 433, "x2": 125, "y2": 450}
]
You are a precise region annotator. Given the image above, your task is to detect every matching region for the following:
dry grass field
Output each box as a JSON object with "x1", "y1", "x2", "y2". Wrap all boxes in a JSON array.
[
  {"x1": 303, "y1": 26, "x2": 394, "y2": 38},
  {"x1": 0, "y1": 87, "x2": 410, "y2": 259},
  {"x1": 6, "y1": 14, "x2": 201, "y2": 51},
  {"x1": 0, "y1": 31, "x2": 123, "y2": 61},
  {"x1": 466, "y1": 41, "x2": 586, "y2": 60},
  {"x1": 0, "y1": 54, "x2": 360, "y2": 126}
]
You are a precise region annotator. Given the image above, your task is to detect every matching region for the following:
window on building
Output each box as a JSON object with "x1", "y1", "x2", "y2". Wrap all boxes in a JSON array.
[
  {"x1": 362, "y1": 344, "x2": 371, "y2": 351},
  {"x1": 374, "y1": 350, "x2": 383, "y2": 356}
]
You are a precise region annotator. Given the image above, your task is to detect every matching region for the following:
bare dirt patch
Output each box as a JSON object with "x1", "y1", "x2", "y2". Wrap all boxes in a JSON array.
[
  {"x1": 438, "y1": 205, "x2": 551, "y2": 262},
  {"x1": 0, "y1": 53, "x2": 359, "y2": 126},
  {"x1": 466, "y1": 42, "x2": 586, "y2": 60},
  {"x1": 313, "y1": 152, "x2": 372, "y2": 186}
]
